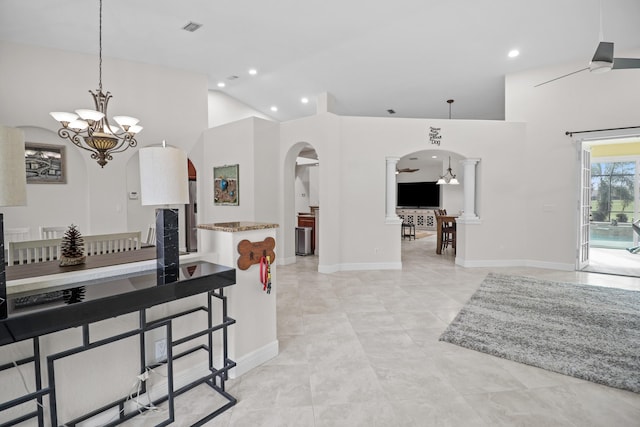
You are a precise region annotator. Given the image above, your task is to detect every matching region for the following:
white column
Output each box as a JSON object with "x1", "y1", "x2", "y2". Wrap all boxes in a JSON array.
[
  {"x1": 459, "y1": 158, "x2": 481, "y2": 222},
  {"x1": 385, "y1": 157, "x2": 402, "y2": 223}
]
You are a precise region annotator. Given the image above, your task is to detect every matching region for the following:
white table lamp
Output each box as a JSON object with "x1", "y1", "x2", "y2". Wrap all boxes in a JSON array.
[{"x1": 139, "y1": 142, "x2": 189, "y2": 285}]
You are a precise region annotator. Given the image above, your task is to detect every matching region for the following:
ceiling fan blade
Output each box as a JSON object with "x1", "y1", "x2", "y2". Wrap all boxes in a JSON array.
[
  {"x1": 592, "y1": 41, "x2": 614, "y2": 63},
  {"x1": 613, "y1": 58, "x2": 640, "y2": 69},
  {"x1": 534, "y1": 67, "x2": 589, "y2": 87}
]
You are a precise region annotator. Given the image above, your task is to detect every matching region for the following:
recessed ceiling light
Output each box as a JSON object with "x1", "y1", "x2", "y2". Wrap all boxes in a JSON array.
[
  {"x1": 508, "y1": 49, "x2": 520, "y2": 58},
  {"x1": 431, "y1": 155, "x2": 437, "y2": 159},
  {"x1": 217, "y1": 82, "x2": 226, "y2": 88},
  {"x1": 248, "y1": 69, "x2": 257, "y2": 75},
  {"x1": 270, "y1": 106, "x2": 278, "y2": 112},
  {"x1": 301, "y1": 97, "x2": 309, "y2": 104}
]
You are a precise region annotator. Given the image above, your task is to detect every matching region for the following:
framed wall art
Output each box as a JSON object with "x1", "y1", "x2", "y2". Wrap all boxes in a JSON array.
[
  {"x1": 25, "y1": 142, "x2": 67, "y2": 184},
  {"x1": 213, "y1": 164, "x2": 239, "y2": 206}
]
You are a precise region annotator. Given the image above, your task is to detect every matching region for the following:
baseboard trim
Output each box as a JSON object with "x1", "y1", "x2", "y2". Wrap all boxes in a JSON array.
[
  {"x1": 523, "y1": 259, "x2": 575, "y2": 271},
  {"x1": 318, "y1": 262, "x2": 402, "y2": 273},
  {"x1": 456, "y1": 257, "x2": 574, "y2": 271},
  {"x1": 279, "y1": 256, "x2": 297, "y2": 266},
  {"x1": 230, "y1": 340, "x2": 279, "y2": 378}
]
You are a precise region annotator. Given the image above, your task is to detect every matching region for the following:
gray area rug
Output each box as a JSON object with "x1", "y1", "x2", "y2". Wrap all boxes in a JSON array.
[{"x1": 439, "y1": 273, "x2": 640, "y2": 393}]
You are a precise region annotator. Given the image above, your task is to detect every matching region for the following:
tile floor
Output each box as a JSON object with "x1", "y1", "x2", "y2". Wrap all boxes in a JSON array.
[
  {"x1": 133, "y1": 235, "x2": 640, "y2": 426},
  {"x1": 584, "y1": 247, "x2": 640, "y2": 277}
]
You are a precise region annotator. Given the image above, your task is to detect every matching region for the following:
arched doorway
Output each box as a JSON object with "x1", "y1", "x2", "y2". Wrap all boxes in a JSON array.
[
  {"x1": 282, "y1": 142, "x2": 320, "y2": 267},
  {"x1": 185, "y1": 159, "x2": 197, "y2": 252},
  {"x1": 395, "y1": 149, "x2": 466, "y2": 261}
]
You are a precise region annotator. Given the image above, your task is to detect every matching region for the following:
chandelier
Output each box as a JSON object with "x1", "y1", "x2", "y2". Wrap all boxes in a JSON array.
[
  {"x1": 50, "y1": 0, "x2": 142, "y2": 168},
  {"x1": 436, "y1": 156, "x2": 459, "y2": 185}
]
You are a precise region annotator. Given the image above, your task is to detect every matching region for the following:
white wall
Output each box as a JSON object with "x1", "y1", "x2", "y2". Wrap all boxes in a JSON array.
[
  {"x1": 6, "y1": 126, "x2": 88, "y2": 238},
  {"x1": 294, "y1": 164, "x2": 319, "y2": 214},
  {"x1": 277, "y1": 112, "x2": 527, "y2": 271},
  {"x1": 196, "y1": 117, "x2": 280, "y2": 254},
  {"x1": 294, "y1": 165, "x2": 311, "y2": 214},
  {"x1": 253, "y1": 118, "x2": 280, "y2": 224},
  {"x1": 338, "y1": 116, "x2": 526, "y2": 268},
  {"x1": 309, "y1": 165, "x2": 319, "y2": 207},
  {"x1": 207, "y1": 90, "x2": 273, "y2": 128},
  {"x1": 0, "y1": 40, "x2": 208, "y2": 237},
  {"x1": 505, "y1": 48, "x2": 640, "y2": 268}
]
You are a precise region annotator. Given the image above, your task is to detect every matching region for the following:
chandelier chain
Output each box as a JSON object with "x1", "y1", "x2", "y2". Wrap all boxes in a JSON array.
[
  {"x1": 49, "y1": 0, "x2": 142, "y2": 167},
  {"x1": 98, "y1": 0, "x2": 103, "y2": 91}
]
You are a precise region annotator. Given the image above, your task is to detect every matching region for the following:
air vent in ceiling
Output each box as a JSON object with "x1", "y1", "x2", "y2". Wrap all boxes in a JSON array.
[
  {"x1": 182, "y1": 22, "x2": 202, "y2": 32},
  {"x1": 227, "y1": 75, "x2": 240, "y2": 80}
]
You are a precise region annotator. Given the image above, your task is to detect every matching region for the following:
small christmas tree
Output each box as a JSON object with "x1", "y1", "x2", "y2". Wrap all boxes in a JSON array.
[{"x1": 59, "y1": 224, "x2": 86, "y2": 266}]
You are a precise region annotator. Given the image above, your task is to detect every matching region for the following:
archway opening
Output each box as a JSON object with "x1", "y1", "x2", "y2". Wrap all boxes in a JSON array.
[
  {"x1": 185, "y1": 159, "x2": 197, "y2": 252},
  {"x1": 283, "y1": 142, "x2": 320, "y2": 267},
  {"x1": 395, "y1": 149, "x2": 465, "y2": 261}
]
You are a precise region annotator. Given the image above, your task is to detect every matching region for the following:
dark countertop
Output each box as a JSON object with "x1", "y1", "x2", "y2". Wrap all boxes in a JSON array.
[{"x1": 0, "y1": 261, "x2": 235, "y2": 345}]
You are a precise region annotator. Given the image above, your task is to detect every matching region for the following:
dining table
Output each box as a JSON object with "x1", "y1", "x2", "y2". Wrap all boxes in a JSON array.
[
  {"x1": 5, "y1": 246, "x2": 158, "y2": 282},
  {"x1": 435, "y1": 214, "x2": 458, "y2": 255}
]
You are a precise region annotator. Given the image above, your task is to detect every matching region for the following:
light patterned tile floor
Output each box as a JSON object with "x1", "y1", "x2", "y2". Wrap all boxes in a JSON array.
[{"x1": 134, "y1": 235, "x2": 640, "y2": 426}]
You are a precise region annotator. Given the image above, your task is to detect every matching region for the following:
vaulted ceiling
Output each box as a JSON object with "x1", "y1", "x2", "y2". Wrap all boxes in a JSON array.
[{"x1": 1, "y1": 0, "x2": 639, "y2": 122}]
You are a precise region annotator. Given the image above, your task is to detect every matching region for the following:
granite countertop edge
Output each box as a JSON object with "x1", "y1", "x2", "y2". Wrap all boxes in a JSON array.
[{"x1": 197, "y1": 222, "x2": 280, "y2": 232}]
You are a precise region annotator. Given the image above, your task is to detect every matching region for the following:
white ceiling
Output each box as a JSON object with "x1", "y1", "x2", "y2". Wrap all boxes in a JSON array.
[{"x1": 1, "y1": 0, "x2": 640, "y2": 122}]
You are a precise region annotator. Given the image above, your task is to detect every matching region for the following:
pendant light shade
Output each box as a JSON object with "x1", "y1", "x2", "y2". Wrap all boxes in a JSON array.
[{"x1": 437, "y1": 156, "x2": 459, "y2": 185}]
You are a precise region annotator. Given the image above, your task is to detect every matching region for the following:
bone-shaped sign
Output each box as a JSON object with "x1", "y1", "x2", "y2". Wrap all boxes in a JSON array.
[{"x1": 237, "y1": 237, "x2": 276, "y2": 270}]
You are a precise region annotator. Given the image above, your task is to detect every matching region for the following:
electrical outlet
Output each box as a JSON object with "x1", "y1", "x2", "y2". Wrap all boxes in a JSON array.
[{"x1": 155, "y1": 338, "x2": 167, "y2": 361}]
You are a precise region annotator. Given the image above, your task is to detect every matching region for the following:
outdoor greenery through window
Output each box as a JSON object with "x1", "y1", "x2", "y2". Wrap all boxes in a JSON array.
[
  {"x1": 591, "y1": 161, "x2": 635, "y2": 222},
  {"x1": 591, "y1": 161, "x2": 637, "y2": 248}
]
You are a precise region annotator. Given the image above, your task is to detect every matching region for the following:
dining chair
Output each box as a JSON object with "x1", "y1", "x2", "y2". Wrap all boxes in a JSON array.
[
  {"x1": 434, "y1": 209, "x2": 456, "y2": 253},
  {"x1": 441, "y1": 220, "x2": 456, "y2": 252},
  {"x1": 9, "y1": 238, "x2": 62, "y2": 265},
  {"x1": 4, "y1": 227, "x2": 30, "y2": 243},
  {"x1": 39, "y1": 226, "x2": 67, "y2": 239},
  {"x1": 145, "y1": 225, "x2": 156, "y2": 246},
  {"x1": 4, "y1": 227, "x2": 31, "y2": 264}
]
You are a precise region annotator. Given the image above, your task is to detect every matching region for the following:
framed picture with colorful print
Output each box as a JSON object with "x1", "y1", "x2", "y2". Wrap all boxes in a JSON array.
[{"x1": 213, "y1": 164, "x2": 239, "y2": 205}]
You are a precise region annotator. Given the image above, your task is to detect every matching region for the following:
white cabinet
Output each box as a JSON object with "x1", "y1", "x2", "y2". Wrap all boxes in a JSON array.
[{"x1": 396, "y1": 209, "x2": 437, "y2": 231}]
